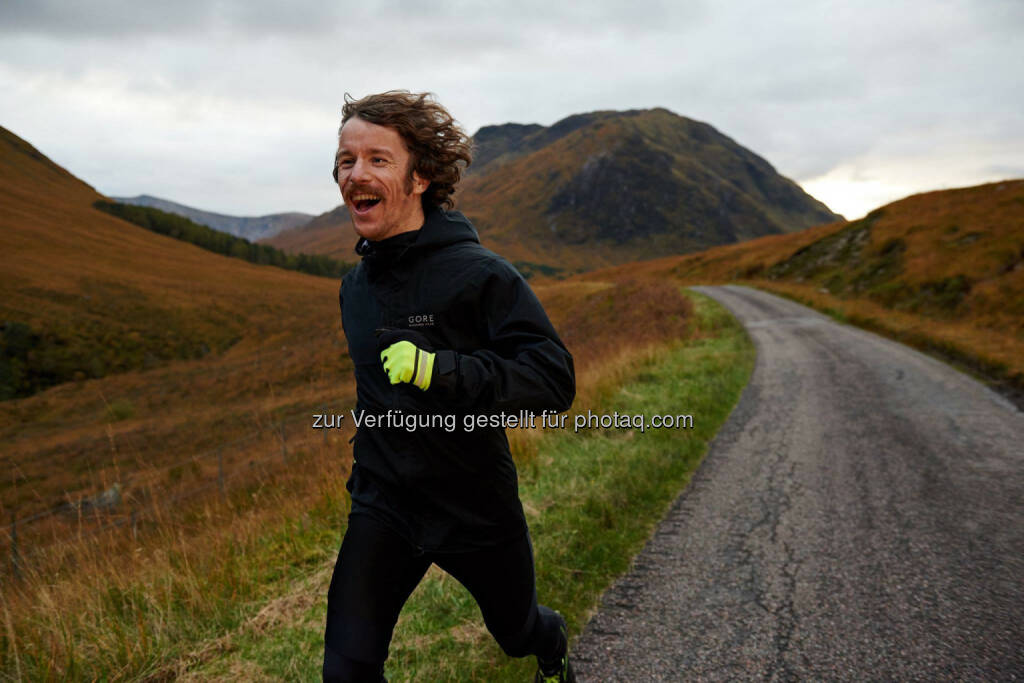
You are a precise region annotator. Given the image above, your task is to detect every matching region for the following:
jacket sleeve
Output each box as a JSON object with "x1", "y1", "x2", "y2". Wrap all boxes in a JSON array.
[{"x1": 431, "y1": 265, "x2": 575, "y2": 414}]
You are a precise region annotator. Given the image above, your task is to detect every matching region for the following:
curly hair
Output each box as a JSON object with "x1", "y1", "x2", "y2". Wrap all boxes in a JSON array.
[{"x1": 334, "y1": 91, "x2": 473, "y2": 210}]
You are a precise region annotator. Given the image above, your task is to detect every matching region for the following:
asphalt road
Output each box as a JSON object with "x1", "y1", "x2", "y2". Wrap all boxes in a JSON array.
[{"x1": 572, "y1": 285, "x2": 1024, "y2": 681}]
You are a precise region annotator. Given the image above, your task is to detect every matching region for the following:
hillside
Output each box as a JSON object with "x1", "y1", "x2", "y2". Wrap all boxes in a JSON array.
[
  {"x1": 113, "y1": 194, "x2": 313, "y2": 240},
  {"x1": 266, "y1": 107, "x2": 840, "y2": 271},
  {"x1": 592, "y1": 179, "x2": 1024, "y2": 398},
  {"x1": 0, "y1": 126, "x2": 343, "y2": 400},
  {"x1": 0, "y1": 125, "x2": 349, "y2": 515},
  {"x1": 262, "y1": 203, "x2": 360, "y2": 262}
]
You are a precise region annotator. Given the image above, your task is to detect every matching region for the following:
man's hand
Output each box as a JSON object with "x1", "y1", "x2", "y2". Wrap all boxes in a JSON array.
[{"x1": 377, "y1": 328, "x2": 435, "y2": 391}]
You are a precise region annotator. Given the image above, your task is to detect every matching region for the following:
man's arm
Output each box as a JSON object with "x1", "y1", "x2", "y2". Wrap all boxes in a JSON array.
[{"x1": 431, "y1": 266, "x2": 575, "y2": 414}]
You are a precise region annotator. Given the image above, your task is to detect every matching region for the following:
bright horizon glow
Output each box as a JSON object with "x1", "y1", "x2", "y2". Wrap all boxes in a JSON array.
[{"x1": 801, "y1": 174, "x2": 916, "y2": 222}]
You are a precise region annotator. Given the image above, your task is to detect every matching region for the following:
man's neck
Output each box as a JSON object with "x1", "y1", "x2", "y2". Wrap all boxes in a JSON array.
[{"x1": 388, "y1": 204, "x2": 425, "y2": 240}]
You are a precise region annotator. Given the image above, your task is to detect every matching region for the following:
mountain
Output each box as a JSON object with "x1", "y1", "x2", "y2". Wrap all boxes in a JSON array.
[
  {"x1": 267, "y1": 107, "x2": 840, "y2": 272},
  {"x1": 456, "y1": 108, "x2": 841, "y2": 270},
  {"x1": 111, "y1": 194, "x2": 313, "y2": 241}
]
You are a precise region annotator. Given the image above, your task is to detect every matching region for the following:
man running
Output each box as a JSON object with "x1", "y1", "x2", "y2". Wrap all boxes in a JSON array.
[{"x1": 323, "y1": 90, "x2": 577, "y2": 683}]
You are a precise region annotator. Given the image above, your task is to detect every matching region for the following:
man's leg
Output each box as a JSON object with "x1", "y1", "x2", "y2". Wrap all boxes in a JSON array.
[
  {"x1": 436, "y1": 533, "x2": 569, "y2": 670},
  {"x1": 323, "y1": 514, "x2": 431, "y2": 683}
]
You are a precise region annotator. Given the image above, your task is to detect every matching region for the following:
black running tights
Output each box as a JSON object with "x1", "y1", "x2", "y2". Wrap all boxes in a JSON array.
[{"x1": 322, "y1": 514, "x2": 564, "y2": 682}]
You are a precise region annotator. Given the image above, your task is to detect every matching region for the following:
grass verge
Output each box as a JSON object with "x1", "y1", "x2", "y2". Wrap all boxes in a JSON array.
[
  {"x1": 176, "y1": 289, "x2": 754, "y2": 681},
  {"x1": 746, "y1": 280, "x2": 1024, "y2": 410}
]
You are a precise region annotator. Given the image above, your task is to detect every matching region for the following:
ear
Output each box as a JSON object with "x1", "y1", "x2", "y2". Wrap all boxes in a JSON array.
[{"x1": 411, "y1": 170, "x2": 429, "y2": 196}]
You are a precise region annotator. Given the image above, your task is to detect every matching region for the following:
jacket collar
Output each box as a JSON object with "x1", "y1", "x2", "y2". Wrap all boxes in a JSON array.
[{"x1": 354, "y1": 205, "x2": 479, "y2": 259}]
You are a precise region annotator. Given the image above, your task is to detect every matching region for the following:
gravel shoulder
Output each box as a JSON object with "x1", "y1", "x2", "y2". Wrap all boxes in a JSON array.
[{"x1": 573, "y1": 285, "x2": 1024, "y2": 681}]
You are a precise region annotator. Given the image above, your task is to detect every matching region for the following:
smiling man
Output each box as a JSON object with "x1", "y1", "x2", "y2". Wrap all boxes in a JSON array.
[
  {"x1": 334, "y1": 114, "x2": 429, "y2": 240},
  {"x1": 323, "y1": 91, "x2": 577, "y2": 683}
]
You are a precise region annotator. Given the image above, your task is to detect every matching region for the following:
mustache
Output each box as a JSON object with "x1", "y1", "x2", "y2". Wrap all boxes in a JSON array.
[{"x1": 345, "y1": 183, "x2": 385, "y2": 197}]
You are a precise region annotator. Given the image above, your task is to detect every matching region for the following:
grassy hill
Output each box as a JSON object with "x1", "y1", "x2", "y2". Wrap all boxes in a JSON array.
[
  {"x1": 266, "y1": 107, "x2": 840, "y2": 272},
  {"x1": 0, "y1": 125, "x2": 351, "y2": 519},
  {"x1": 592, "y1": 179, "x2": 1024, "y2": 401}
]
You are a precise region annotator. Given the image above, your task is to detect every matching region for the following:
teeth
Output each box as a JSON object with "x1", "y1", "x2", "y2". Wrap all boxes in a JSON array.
[{"x1": 351, "y1": 193, "x2": 381, "y2": 201}]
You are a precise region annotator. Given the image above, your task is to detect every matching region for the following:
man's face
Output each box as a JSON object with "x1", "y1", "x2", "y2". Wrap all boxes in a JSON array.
[{"x1": 335, "y1": 116, "x2": 428, "y2": 241}]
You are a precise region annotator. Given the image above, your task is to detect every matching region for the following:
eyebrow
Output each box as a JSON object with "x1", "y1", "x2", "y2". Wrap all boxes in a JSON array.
[{"x1": 337, "y1": 146, "x2": 395, "y2": 156}]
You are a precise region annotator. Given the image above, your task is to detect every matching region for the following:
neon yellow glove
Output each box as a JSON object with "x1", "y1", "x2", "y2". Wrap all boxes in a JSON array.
[{"x1": 380, "y1": 340, "x2": 435, "y2": 391}]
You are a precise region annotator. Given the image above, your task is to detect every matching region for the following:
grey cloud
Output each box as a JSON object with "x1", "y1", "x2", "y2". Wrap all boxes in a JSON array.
[
  {"x1": 1, "y1": 0, "x2": 1020, "y2": 218},
  {"x1": 0, "y1": 0, "x2": 216, "y2": 36},
  {"x1": 0, "y1": 0, "x2": 707, "y2": 41},
  {"x1": 0, "y1": 0, "x2": 357, "y2": 38},
  {"x1": 379, "y1": 0, "x2": 705, "y2": 32},
  {"x1": 972, "y1": 0, "x2": 1024, "y2": 35}
]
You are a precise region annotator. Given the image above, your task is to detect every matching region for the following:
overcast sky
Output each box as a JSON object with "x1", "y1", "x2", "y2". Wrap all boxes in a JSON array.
[{"x1": 2, "y1": 0, "x2": 1022, "y2": 221}]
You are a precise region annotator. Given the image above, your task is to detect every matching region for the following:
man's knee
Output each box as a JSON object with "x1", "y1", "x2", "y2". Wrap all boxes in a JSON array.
[{"x1": 322, "y1": 647, "x2": 386, "y2": 683}]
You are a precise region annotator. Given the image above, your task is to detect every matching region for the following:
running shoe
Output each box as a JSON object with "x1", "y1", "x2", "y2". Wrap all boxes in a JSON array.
[{"x1": 535, "y1": 616, "x2": 576, "y2": 682}]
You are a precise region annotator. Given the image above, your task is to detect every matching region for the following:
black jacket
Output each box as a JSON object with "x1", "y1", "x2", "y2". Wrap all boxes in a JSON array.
[{"x1": 339, "y1": 206, "x2": 575, "y2": 552}]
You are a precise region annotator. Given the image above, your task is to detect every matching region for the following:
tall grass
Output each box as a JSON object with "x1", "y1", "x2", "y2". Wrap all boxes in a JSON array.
[
  {"x1": 152, "y1": 290, "x2": 754, "y2": 681},
  {"x1": 1, "y1": 428, "x2": 351, "y2": 681},
  {"x1": 2, "y1": 274, "x2": 706, "y2": 680}
]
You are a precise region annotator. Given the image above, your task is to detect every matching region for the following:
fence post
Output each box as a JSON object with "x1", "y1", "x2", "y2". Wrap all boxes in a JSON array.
[
  {"x1": 10, "y1": 511, "x2": 20, "y2": 580},
  {"x1": 280, "y1": 421, "x2": 288, "y2": 464},
  {"x1": 218, "y1": 448, "x2": 225, "y2": 496}
]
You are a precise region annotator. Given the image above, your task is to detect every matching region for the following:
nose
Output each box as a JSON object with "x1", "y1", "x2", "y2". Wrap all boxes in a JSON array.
[{"x1": 349, "y1": 157, "x2": 371, "y2": 183}]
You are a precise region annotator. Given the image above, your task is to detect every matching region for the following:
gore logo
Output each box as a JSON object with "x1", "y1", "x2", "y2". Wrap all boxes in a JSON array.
[{"x1": 408, "y1": 313, "x2": 435, "y2": 327}]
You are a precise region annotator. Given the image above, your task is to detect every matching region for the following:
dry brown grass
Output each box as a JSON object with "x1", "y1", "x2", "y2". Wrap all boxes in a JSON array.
[
  {"x1": 748, "y1": 280, "x2": 1023, "y2": 387},
  {"x1": 538, "y1": 277, "x2": 691, "y2": 376},
  {"x1": 2, "y1": 426, "x2": 352, "y2": 676}
]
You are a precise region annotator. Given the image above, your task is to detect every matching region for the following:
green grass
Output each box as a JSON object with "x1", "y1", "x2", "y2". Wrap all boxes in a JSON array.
[{"x1": 176, "y1": 290, "x2": 754, "y2": 681}]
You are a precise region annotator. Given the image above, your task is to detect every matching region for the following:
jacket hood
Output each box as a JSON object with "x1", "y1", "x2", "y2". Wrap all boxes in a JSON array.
[{"x1": 354, "y1": 206, "x2": 480, "y2": 258}]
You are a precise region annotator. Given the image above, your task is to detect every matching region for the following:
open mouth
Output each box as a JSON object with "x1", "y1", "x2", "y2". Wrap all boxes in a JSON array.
[{"x1": 350, "y1": 192, "x2": 382, "y2": 213}]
